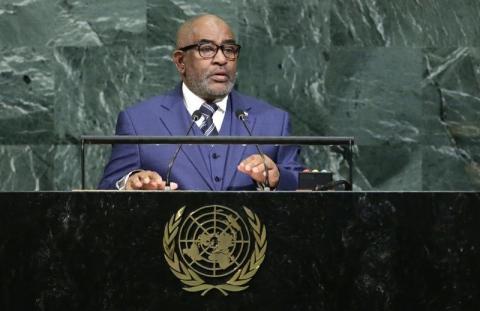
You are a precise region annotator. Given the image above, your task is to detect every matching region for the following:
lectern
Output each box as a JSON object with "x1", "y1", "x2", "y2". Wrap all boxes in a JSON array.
[{"x1": 1, "y1": 191, "x2": 479, "y2": 310}]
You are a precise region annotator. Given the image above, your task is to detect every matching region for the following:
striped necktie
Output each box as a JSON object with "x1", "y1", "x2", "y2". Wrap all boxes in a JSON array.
[{"x1": 199, "y1": 102, "x2": 219, "y2": 136}]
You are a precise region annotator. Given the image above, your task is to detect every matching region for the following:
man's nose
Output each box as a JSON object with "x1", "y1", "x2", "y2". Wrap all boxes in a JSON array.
[{"x1": 212, "y1": 48, "x2": 228, "y2": 64}]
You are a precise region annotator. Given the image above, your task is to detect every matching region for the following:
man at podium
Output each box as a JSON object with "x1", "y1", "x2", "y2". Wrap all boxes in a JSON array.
[{"x1": 98, "y1": 14, "x2": 303, "y2": 191}]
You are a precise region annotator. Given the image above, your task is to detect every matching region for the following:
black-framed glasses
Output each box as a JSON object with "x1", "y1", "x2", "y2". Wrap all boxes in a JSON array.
[{"x1": 179, "y1": 41, "x2": 241, "y2": 60}]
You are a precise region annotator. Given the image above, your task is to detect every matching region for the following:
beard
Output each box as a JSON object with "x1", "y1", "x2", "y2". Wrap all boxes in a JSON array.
[{"x1": 185, "y1": 68, "x2": 236, "y2": 100}]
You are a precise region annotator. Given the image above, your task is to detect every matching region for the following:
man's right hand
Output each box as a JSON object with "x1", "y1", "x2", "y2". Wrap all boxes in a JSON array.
[{"x1": 125, "y1": 170, "x2": 178, "y2": 190}]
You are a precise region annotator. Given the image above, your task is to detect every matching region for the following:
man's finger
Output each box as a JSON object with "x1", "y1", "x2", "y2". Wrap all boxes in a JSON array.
[
  {"x1": 240, "y1": 157, "x2": 265, "y2": 172},
  {"x1": 246, "y1": 161, "x2": 264, "y2": 172},
  {"x1": 152, "y1": 174, "x2": 163, "y2": 185},
  {"x1": 133, "y1": 175, "x2": 144, "y2": 188},
  {"x1": 251, "y1": 162, "x2": 268, "y2": 173}
]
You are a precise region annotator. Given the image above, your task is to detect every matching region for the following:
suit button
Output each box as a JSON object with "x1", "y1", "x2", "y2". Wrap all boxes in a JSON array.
[
  {"x1": 214, "y1": 176, "x2": 221, "y2": 182},
  {"x1": 212, "y1": 153, "x2": 219, "y2": 159}
]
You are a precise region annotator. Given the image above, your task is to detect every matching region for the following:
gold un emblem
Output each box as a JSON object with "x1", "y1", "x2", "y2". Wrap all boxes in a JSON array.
[{"x1": 163, "y1": 205, "x2": 267, "y2": 296}]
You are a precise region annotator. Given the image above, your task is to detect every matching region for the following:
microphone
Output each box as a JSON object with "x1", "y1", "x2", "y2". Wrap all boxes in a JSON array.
[
  {"x1": 235, "y1": 109, "x2": 271, "y2": 191},
  {"x1": 165, "y1": 110, "x2": 202, "y2": 190}
]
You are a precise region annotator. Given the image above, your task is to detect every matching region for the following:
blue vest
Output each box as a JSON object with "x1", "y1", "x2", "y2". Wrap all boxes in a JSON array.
[{"x1": 189, "y1": 99, "x2": 233, "y2": 191}]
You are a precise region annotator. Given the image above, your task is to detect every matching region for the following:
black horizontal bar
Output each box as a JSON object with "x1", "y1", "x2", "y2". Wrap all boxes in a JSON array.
[{"x1": 80, "y1": 135, "x2": 354, "y2": 145}]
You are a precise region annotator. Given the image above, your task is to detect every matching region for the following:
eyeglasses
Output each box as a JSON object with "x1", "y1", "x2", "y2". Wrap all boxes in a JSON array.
[{"x1": 179, "y1": 41, "x2": 241, "y2": 60}]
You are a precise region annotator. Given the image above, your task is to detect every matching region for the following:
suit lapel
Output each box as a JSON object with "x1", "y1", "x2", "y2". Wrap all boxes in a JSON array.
[
  {"x1": 157, "y1": 86, "x2": 214, "y2": 190},
  {"x1": 222, "y1": 91, "x2": 257, "y2": 190}
]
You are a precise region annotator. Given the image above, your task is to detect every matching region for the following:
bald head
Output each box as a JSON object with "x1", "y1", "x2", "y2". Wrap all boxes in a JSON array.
[{"x1": 176, "y1": 14, "x2": 235, "y2": 48}]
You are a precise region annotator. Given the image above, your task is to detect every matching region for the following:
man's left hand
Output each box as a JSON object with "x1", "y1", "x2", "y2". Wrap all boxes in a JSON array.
[{"x1": 237, "y1": 154, "x2": 279, "y2": 188}]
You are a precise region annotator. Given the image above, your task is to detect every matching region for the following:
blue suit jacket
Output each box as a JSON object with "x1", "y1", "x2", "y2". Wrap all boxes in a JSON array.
[{"x1": 98, "y1": 86, "x2": 303, "y2": 190}]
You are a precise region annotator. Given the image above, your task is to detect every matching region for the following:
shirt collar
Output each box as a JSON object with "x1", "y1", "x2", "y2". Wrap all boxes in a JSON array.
[{"x1": 182, "y1": 82, "x2": 228, "y2": 115}]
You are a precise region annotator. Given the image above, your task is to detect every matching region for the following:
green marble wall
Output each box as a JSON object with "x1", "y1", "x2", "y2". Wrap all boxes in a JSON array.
[{"x1": 1, "y1": 0, "x2": 479, "y2": 190}]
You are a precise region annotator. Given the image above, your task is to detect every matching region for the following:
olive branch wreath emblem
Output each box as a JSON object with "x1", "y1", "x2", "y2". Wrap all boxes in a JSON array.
[{"x1": 163, "y1": 206, "x2": 267, "y2": 296}]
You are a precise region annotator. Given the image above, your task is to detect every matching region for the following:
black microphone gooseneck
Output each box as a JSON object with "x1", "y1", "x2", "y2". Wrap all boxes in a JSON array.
[
  {"x1": 165, "y1": 110, "x2": 202, "y2": 190},
  {"x1": 235, "y1": 110, "x2": 271, "y2": 191}
]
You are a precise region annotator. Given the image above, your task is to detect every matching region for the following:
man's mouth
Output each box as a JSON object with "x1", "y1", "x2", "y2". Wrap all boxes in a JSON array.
[{"x1": 210, "y1": 72, "x2": 229, "y2": 82}]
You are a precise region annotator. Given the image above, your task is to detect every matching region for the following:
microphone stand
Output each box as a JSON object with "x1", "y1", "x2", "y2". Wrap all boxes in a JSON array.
[
  {"x1": 165, "y1": 110, "x2": 202, "y2": 190},
  {"x1": 236, "y1": 110, "x2": 271, "y2": 191}
]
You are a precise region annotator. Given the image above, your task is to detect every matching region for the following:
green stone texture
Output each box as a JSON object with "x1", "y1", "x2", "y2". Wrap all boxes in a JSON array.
[{"x1": 0, "y1": 0, "x2": 479, "y2": 190}]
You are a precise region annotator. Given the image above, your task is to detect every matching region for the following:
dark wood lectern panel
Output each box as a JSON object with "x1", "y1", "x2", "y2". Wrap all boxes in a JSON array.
[{"x1": 0, "y1": 192, "x2": 479, "y2": 310}]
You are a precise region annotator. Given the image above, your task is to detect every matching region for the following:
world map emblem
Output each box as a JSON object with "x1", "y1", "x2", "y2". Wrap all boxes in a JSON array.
[{"x1": 163, "y1": 205, "x2": 267, "y2": 296}]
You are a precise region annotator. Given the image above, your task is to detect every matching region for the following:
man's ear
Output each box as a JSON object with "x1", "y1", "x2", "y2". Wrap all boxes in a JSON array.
[{"x1": 172, "y1": 50, "x2": 186, "y2": 74}]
